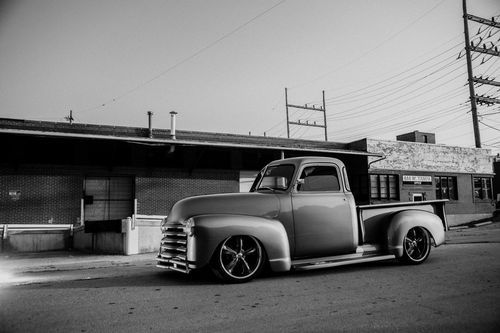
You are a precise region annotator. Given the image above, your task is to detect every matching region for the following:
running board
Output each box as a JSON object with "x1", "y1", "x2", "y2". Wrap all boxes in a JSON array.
[{"x1": 292, "y1": 254, "x2": 396, "y2": 271}]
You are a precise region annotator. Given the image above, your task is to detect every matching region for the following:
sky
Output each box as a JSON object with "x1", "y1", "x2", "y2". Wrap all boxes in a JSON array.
[{"x1": 1, "y1": 0, "x2": 499, "y2": 153}]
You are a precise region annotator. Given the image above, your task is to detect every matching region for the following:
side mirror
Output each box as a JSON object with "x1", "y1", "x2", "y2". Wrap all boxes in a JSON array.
[{"x1": 296, "y1": 179, "x2": 304, "y2": 191}]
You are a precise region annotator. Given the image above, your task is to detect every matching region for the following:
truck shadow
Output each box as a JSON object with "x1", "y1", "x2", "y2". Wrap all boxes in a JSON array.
[
  {"x1": 41, "y1": 271, "x2": 219, "y2": 289},
  {"x1": 264, "y1": 258, "x2": 402, "y2": 280},
  {"x1": 18, "y1": 257, "x2": 435, "y2": 290}
]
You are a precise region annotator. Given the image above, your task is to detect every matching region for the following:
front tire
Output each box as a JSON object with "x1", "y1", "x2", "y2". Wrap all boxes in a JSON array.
[
  {"x1": 212, "y1": 235, "x2": 265, "y2": 283},
  {"x1": 401, "y1": 227, "x2": 431, "y2": 264}
]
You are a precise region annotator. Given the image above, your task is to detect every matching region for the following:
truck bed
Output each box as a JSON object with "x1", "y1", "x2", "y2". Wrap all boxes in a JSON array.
[{"x1": 357, "y1": 200, "x2": 448, "y2": 245}]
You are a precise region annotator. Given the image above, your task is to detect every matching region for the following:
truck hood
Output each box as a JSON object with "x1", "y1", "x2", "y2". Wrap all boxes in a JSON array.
[{"x1": 166, "y1": 192, "x2": 280, "y2": 223}]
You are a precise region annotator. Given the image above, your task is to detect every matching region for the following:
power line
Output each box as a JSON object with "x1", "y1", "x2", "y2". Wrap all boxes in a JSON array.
[
  {"x1": 330, "y1": 102, "x2": 468, "y2": 140},
  {"x1": 322, "y1": 42, "x2": 464, "y2": 105},
  {"x1": 322, "y1": 47, "x2": 479, "y2": 118},
  {"x1": 479, "y1": 120, "x2": 500, "y2": 132},
  {"x1": 327, "y1": 65, "x2": 467, "y2": 121},
  {"x1": 258, "y1": 5, "x2": 500, "y2": 143},
  {"x1": 328, "y1": 87, "x2": 470, "y2": 136},
  {"x1": 260, "y1": 9, "x2": 500, "y2": 140},
  {"x1": 333, "y1": 104, "x2": 469, "y2": 141},
  {"x1": 77, "y1": 0, "x2": 287, "y2": 114},
  {"x1": 290, "y1": 0, "x2": 447, "y2": 89}
]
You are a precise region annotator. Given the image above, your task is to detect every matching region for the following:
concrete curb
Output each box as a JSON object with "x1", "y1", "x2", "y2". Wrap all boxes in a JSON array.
[
  {"x1": 445, "y1": 221, "x2": 500, "y2": 245},
  {"x1": 448, "y1": 220, "x2": 494, "y2": 230},
  {"x1": 472, "y1": 221, "x2": 492, "y2": 228}
]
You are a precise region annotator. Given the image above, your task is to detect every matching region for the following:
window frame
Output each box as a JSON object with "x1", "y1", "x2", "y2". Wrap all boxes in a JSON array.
[
  {"x1": 252, "y1": 164, "x2": 296, "y2": 192},
  {"x1": 369, "y1": 174, "x2": 399, "y2": 201},
  {"x1": 473, "y1": 176, "x2": 493, "y2": 201},
  {"x1": 435, "y1": 175, "x2": 458, "y2": 201},
  {"x1": 296, "y1": 163, "x2": 342, "y2": 193}
]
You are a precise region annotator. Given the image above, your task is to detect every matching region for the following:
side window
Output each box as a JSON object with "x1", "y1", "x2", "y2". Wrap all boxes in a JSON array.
[
  {"x1": 473, "y1": 177, "x2": 493, "y2": 200},
  {"x1": 435, "y1": 176, "x2": 457, "y2": 200},
  {"x1": 370, "y1": 174, "x2": 399, "y2": 201},
  {"x1": 298, "y1": 165, "x2": 340, "y2": 192}
]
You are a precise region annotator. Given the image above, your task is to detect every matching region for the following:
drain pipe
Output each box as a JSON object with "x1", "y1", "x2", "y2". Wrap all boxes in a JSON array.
[
  {"x1": 147, "y1": 111, "x2": 153, "y2": 138},
  {"x1": 368, "y1": 155, "x2": 386, "y2": 169}
]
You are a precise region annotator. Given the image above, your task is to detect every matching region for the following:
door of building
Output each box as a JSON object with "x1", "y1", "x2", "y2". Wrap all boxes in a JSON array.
[
  {"x1": 412, "y1": 193, "x2": 424, "y2": 202},
  {"x1": 83, "y1": 176, "x2": 134, "y2": 223}
]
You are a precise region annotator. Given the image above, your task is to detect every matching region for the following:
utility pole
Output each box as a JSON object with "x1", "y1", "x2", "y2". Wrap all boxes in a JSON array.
[
  {"x1": 462, "y1": 0, "x2": 500, "y2": 148},
  {"x1": 463, "y1": 0, "x2": 481, "y2": 148},
  {"x1": 65, "y1": 110, "x2": 74, "y2": 124},
  {"x1": 285, "y1": 88, "x2": 328, "y2": 141}
]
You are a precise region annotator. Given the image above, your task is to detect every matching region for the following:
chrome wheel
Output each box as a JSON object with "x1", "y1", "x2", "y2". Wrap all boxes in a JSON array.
[
  {"x1": 402, "y1": 227, "x2": 431, "y2": 264},
  {"x1": 215, "y1": 235, "x2": 264, "y2": 283}
]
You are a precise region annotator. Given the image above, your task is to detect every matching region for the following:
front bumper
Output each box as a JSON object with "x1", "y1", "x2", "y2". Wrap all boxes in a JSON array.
[
  {"x1": 156, "y1": 254, "x2": 197, "y2": 274},
  {"x1": 157, "y1": 221, "x2": 196, "y2": 273}
]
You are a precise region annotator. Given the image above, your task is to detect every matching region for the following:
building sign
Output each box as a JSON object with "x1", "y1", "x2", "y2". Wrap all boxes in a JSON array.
[
  {"x1": 403, "y1": 175, "x2": 432, "y2": 185},
  {"x1": 9, "y1": 190, "x2": 21, "y2": 201}
]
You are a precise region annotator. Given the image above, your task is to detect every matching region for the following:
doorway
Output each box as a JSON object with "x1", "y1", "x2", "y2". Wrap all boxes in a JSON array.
[
  {"x1": 412, "y1": 193, "x2": 424, "y2": 202},
  {"x1": 83, "y1": 176, "x2": 134, "y2": 223}
]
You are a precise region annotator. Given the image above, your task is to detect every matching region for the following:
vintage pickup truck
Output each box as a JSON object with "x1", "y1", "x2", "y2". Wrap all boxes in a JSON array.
[{"x1": 157, "y1": 156, "x2": 447, "y2": 283}]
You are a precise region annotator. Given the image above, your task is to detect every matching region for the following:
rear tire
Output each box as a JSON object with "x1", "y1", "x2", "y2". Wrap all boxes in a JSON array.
[
  {"x1": 212, "y1": 235, "x2": 265, "y2": 283},
  {"x1": 401, "y1": 227, "x2": 431, "y2": 264}
]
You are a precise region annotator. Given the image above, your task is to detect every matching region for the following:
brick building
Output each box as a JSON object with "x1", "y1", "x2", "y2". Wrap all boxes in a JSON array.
[
  {"x1": 0, "y1": 119, "x2": 496, "y2": 252},
  {"x1": 0, "y1": 117, "x2": 377, "y2": 252},
  {"x1": 349, "y1": 131, "x2": 496, "y2": 225}
]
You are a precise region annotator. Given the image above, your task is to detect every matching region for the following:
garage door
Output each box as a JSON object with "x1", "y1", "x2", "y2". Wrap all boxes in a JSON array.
[{"x1": 84, "y1": 176, "x2": 134, "y2": 222}]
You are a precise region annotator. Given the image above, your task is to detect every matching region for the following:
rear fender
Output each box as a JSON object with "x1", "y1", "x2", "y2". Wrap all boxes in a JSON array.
[
  {"x1": 387, "y1": 210, "x2": 446, "y2": 258},
  {"x1": 189, "y1": 214, "x2": 291, "y2": 272}
]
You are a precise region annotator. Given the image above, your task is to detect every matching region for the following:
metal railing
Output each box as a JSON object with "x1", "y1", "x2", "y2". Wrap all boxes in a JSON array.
[
  {"x1": 0, "y1": 224, "x2": 74, "y2": 239},
  {"x1": 131, "y1": 214, "x2": 167, "y2": 229}
]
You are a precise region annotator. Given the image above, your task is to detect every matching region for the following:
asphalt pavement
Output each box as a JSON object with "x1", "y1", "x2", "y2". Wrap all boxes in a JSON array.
[
  {"x1": 1, "y1": 221, "x2": 499, "y2": 276},
  {"x1": 1, "y1": 222, "x2": 500, "y2": 332}
]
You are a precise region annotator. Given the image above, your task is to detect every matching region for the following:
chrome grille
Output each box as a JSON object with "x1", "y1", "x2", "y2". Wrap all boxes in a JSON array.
[{"x1": 157, "y1": 222, "x2": 190, "y2": 273}]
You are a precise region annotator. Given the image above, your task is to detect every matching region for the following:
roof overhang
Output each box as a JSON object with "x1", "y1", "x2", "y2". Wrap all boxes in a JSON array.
[{"x1": 0, "y1": 128, "x2": 382, "y2": 157}]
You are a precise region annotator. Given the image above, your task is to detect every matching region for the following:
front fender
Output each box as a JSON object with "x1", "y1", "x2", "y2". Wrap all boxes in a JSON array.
[
  {"x1": 387, "y1": 210, "x2": 446, "y2": 258},
  {"x1": 188, "y1": 214, "x2": 291, "y2": 272}
]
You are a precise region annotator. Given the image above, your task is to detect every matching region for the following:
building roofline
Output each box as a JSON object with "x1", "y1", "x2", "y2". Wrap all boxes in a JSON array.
[
  {"x1": 364, "y1": 137, "x2": 493, "y2": 153},
  {"x1": 0, "y1": 127, "x2": 382, "y2": 157}
]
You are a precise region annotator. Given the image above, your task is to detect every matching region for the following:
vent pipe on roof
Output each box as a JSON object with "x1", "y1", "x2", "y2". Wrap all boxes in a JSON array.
[
  {"x1": 170, "y1": 111, "x2": 178, "y2": 139},
  {"x1": 147, "y1": 111, "x2": 153, "y2": 138}
]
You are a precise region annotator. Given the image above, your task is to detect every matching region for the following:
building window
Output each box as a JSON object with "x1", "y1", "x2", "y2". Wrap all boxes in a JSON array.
[
  {"x1": 370, "y1": 174, "x2": 399, "y2": 200},
  {"x1": 473, "y1": 177, "x2": 493, "y2": 200},
  {"x1": 435, "y1": 176, "x2": 457, "y2": 200}
]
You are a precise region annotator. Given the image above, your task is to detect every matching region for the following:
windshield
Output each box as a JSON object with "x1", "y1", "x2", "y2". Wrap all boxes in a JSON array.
[{"x1": 253, "y1": 164, "x2": 295, "y2": 192}]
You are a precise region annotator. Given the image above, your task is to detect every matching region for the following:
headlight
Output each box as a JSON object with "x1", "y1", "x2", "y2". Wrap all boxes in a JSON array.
[{"x1": 182, "y1": 218, "x2": 195, "y2": 236}]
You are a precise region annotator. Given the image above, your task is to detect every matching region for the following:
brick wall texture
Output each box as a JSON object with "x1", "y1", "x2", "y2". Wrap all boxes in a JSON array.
[
  {"x1": 0, "y1": 170, "x2": 82, "y2": 224},
  {"x1": 136, "y1": 169, "x2": 239, "y2": 215},
  {"x1": 1, "y1": 166, "x2": 240, "y2": 225}
]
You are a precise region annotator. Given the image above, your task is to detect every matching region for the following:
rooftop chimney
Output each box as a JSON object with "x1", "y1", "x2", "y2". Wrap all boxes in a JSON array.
[
  {"x1": 147, "y1": 111, "x2": 153, "y2": 138},
  {"x1": 170, "y1": 111, "x2": 178, "y2": 139}
]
